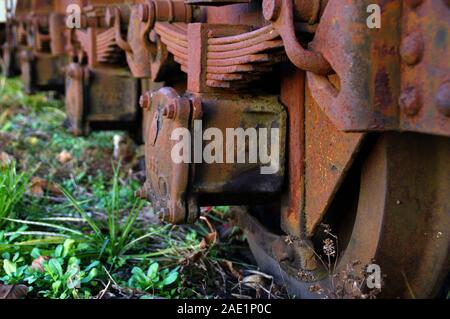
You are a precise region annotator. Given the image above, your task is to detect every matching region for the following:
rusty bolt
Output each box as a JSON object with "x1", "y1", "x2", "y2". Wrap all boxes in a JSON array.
[
  {"x1": 262, "y1": 0, "x2": 282, "y2": 22},
  {"x1": 149, "y1": 30, "x2": 158, "y2": 43},
  {"x1": 436, "y1": 82, "x2": 450, "y2": 117},
  {"x1": 399, "y1": 86, "x2": 422, "y2": 116},
  {"x1": 162, "y1": 103, "x2": 177, "y2": 119},
  {"x1": 404, "y1": 0, "x2": 423, "y2": 8},
  {"x1": 139, "y1": 92, "x2": 151, "y2": 109},
  {"x1": 138, "y1": 4, "x2": 150, "y2": 22},
  {"x1": 400, "y1": 32, "x2": 424, "y2": 66}
]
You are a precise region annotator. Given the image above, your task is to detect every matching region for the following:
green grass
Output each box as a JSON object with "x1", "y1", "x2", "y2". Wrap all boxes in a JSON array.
[
  {"x1": 0, "y1": 77, "x2": 261, "y2": 299},
  {"x1": 0, "y1": 163, "x2": 28, "y2": 226}
]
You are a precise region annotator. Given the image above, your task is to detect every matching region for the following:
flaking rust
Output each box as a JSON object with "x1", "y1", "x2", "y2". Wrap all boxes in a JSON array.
[{"x1": 3, "y1": 0, "x2": 449, "y2": 298}]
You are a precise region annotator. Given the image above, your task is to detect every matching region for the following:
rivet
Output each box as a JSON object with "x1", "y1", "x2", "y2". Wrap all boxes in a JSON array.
[
  {"x1": 400, "y1": 32, "x2": 424, "y2": 66},
  {"x1": 139, "y1": 92, "x2": 151, "y2": 109},
  {"x1": 262, "y1": 0, "x2": 282, "y2": 22},
  {"x1": 436, "y1": 82, "x2": 450, "y2": 117},
  {"x1": 399, "y1": 86, "x2": 422, "y2": 116}
]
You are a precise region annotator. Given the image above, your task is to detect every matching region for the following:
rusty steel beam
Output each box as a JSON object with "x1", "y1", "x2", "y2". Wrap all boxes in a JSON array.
[
  {"x1": 279, "y1": 65, "x2": 305, "y2": 237},
  {"x1": 304, "y1": 76, "x2": 365, "y2": 236}
]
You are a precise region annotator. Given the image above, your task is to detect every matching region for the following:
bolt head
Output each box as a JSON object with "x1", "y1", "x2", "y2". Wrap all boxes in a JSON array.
[
  {"x1": 139, "y1": 93, "x2": 151, "y2": 109},
  {"x1": 399, "y1": 86, "x2": 422, "y2": 116},
  {"x1": 149, "y1": 30, "x2": 158, "y2": 43},
  {"x1": 436, "y1": 82, "x2": 450, "y2": 117},
  {"x1": 262, "y1": 0, "x2": 282, "y2": 22},
  {"x1": 400, "y1": 32, "x2": 424, "y2": 66}
]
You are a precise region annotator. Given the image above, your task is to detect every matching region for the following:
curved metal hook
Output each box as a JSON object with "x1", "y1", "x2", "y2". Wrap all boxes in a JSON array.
[
  {"x1": 114, "y1": 7, "x2": 132, "y2": 53},
  {"x1": 265, "y1": 0, "x2": 331, "y2": 75},
  {"x1": 139, "y1": 1, "x2": 157, "y2": 58}
]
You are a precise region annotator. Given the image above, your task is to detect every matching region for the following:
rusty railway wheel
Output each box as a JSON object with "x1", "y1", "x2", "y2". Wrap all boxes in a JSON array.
[{"x1": 239, "y1": 133, "x2": 450, "y2": 299}]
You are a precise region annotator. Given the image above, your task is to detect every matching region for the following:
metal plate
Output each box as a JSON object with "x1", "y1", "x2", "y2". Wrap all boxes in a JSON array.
[{"x1": 143, "y1": 87, "x2": 192, "y2": 224}]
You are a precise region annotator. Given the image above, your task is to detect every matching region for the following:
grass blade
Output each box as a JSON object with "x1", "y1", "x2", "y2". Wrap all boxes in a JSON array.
[
  {"x1": 4, "y1": 218, "x2": 85, "y2": 236},
  {"x1": 60, "y1": 186, "x2": 102, "y2": 238}
]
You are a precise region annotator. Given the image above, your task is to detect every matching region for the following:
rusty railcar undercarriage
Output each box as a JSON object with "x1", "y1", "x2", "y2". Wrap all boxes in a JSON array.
[{"x1": 1, "y1": 0, "x2": 449, "y2": 299}]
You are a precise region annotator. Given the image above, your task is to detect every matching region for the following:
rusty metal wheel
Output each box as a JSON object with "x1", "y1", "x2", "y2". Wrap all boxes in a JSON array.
[{"x1": 238, "y1": 133, "x2": 450, "y2": 298}]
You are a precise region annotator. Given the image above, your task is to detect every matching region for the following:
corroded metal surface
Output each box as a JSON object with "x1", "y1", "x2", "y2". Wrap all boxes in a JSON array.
[
  {"x1": 139, "y1": 87, "x2": 192, "y2": 224},
  {"x1": 65, "y1": 63, "x2": 141, "y2": 136},
  {"x1": 279, "y1": 66, "x2": 305, "y2": 236},
  {"x1": 304, "y1": 76, "x2": 365, "y2": 236},
  {"x1": 140, "y1": 88, "x2": 287, "y2": 224},
  {"x1": 305, "y1": 0, "x2": 449, "y2": 136},
  {"x1": 7, "y1": 0, "x2": 450, "y2": 299},
  {"x1": 240, "y1": 133, "x2": 450, "y2": 298}
]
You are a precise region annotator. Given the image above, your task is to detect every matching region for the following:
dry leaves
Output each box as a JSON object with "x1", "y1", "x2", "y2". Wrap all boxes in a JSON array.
[
  {"x1": 30, "y1": 177, "x2": 63, "y2": 197},
  {"x1": 241, "y1": 274, "x2": 265, "y2": 290},
  {"x1": 0, "y1": 284, "x2": 28, "y2": 299},
  {"x1": 56, "y1": 150, "x2": 73, "y2": 164},
  {"x1": 0, "y1": 151, "x2": 14, "y2": 167},
  {"x1": 199, "y1": 216, "x2": 218, "y2": 248},
  {"x1": 221, "y1": 260, "x2": 243, "y2": 280}
]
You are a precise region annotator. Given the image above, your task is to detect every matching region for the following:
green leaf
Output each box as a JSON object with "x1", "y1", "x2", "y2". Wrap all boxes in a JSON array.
[
  {"x1": 63, "y1": 239, "x2": 76, "y2": 257},
  {"x1": 130, "y1": 267, "x2": 148, "y2": 284},
  {"x1": 85, "y1": 268, "x2": 98, "y2": 282},
  {"x1": 3, "y1": 259, "x2": 17, "y2": 276},
  {"x1": 54, "y1": 245, "x2": 63, "y2": 258},
  {"x1": 147, "y1": 262, "x2": 159, "y2": 279},
  {"x1": 52, "y1": 280, "x2": 62, "y2": 294},
  {"x1": 84, "y1": 260, "x2": 100, "y2": 272},
  {"x1": 31, "y1": 248, "x2": 41, "y2": 259},
  {"x1": 47, "y1": 259, "x2": 63, "y2": 278},
  {"x1": 162, "y1": 271, "x2": 178, "y2": 287}
]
